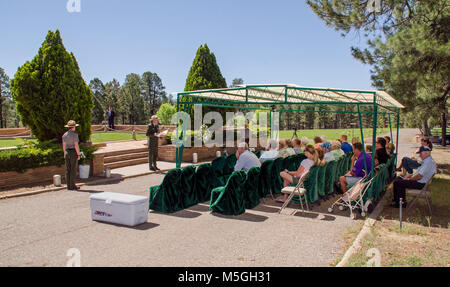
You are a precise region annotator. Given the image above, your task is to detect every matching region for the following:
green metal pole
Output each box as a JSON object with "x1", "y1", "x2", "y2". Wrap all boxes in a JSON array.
[
  {"x1": 388, "y1": 114, "x2": 393, "y2": 141},
  {"x1": 175, "y1": 95, "x2": 181, "y2": 168},
  {"x1": 396, "y1": 109, "x2": 400, "y2": 168},
  {"x1": 357, "y1": 104, "x2": 368, "y2": 175},
  {"x1": 371, "y1": 95, "x2": 378, "y2": 173}
]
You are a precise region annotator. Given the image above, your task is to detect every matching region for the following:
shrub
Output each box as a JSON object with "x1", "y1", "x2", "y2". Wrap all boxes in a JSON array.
[{"x1": 0, "y1": 139, "x2": 98, "y2": 173}]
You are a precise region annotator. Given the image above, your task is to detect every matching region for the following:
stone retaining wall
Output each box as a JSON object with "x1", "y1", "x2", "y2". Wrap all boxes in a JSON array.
[{"x1": 0, "y1": 165, "x2": 66, "y2": 190}]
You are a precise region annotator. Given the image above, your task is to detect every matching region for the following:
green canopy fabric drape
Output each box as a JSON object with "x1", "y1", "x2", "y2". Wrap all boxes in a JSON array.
[
  {"x1": 210, "y1": 170, "x2": 247, "y2": 216},
  {"x1": 259, "y1": 160, "x2": 274, "y2": 197},
  {"x1": 193, "y1": 163, "x2": 213, "y2": 202},
  {"x1": 316, "y1": 163, "x2": 327, "y2": 197},
  {"x1": 149, "y1": 168, "x2": 183, "y2": 213},
  {"x1": 271, "y1": 157, "x2": 285, "y2": 194},
  {"x1": 243, "y1": 166, "x2": 261, "y2": 209},
  {"x1": 324, "y1": 160, "x2": 337, "y2": 195},
  {"x1": 179, "y1": 165, "x2": 198, "y2": 208},
  {"x1": 210, "y1": 156, "x2": 227, "y2": 188}
]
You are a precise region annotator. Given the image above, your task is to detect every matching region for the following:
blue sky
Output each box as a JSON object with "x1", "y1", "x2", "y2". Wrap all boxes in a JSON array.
[{"x1": 1, "y1": 0, "x2": 373, "y2": 95}]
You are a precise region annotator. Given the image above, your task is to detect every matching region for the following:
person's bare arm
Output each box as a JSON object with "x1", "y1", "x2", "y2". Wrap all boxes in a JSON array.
[
  {"x1": 291, "y1": 166, "x2": 305, "y2": 177},
  {"x1": 74, "y1": 141, "x2": 81, "y2": 161},
  {"x1": 62, "y1": 142, "x2": 66, "y2": 158}
]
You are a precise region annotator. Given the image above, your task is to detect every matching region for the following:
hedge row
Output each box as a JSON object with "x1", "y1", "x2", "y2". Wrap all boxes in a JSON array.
[{"x1": 0, "y1": 140, "x2": 98, "y2": 173}]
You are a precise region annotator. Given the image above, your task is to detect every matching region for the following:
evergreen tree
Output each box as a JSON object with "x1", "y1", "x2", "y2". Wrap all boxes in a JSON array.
[
  {"x1": 185, "y1": 44, "x2": 227, "y2": 92},
  {"x1": 307, "y1": 0, "x2": 449, "y2": 141},
  {"x1": 0, "y1": 67, "x2": 11, "y2": 128},
  {"x1": 183, "y1": 44, "x2": 228, "y2": 121},
  {"x1": 141, "y1": 72, "x2": 166, "y2": 119},
  {"x1": 89, "y1": 78, "x2": 106, "y2": 124},
  {"x1": 230, "y1": 78, "x2": 244, "y2": 88},
  {"x1": 10, "y1": 30, "x2": 93, "y2": 142},
  {"x1": 118, "y1": 73, "x2": 145, "y2": 125},
  {"x1": 104, "y1": 79, "x2": 120, "y2": 109}
]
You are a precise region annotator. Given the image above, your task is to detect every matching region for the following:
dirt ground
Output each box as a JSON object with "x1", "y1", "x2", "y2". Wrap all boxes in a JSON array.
[{"x1": 345, "y1": 137, "x2": 450, "y2": 267}]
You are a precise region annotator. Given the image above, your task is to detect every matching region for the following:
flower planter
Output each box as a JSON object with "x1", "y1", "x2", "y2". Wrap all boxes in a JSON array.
[{"x1": 79, "y1": 164, "x2": 90, "y2": 179}]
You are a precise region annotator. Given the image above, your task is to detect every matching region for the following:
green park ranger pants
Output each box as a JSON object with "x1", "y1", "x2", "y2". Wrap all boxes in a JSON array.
[
  {"x1": 65, "y1": 149, "x2": 78, "y2": 190},
  {"x1": 148, "y1": 137, "x2": 158, "y2": 169}
]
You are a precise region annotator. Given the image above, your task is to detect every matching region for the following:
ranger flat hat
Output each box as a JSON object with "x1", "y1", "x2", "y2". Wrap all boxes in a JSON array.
[{"x1": 64, "y1": 120, "x2": 79, "y2": 128}]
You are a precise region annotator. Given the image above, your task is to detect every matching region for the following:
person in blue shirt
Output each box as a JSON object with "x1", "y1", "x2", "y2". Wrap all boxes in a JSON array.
[
  {"x1": 235, "y1": 142, "x2": 261, "y2": 172},
  {"x1": 338, "y1": 142, "x2": 372, "y2": 193},
  {"x1": 391, "y1": 146, "x2": 436, "y2": 208},
  {"x1": 340, "y1": 134, "x2": 353, "y2": 154}
]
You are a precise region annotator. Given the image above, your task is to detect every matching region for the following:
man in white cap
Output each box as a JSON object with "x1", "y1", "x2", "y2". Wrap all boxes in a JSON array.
[
  {"x1": 391, "y1": 146, "x2": 436, "y2": 208},
  {"x1": 62, "y1": 120, "x2": 81, "y2": 190},
  {"x1": 234, "y1": 142, "x2": 261, "y2": 172}
]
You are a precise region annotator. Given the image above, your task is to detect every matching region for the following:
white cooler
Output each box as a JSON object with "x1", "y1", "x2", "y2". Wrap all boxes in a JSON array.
[{"x1": 90, "y1": 192, "x2": 149, "y2": 226}]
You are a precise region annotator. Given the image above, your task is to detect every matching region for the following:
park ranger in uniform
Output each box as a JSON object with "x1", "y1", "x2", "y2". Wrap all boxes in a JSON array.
[
  {"x1": 62, "y1": 120, "x2": 81, "y2": 190},
  {"x1": 146, "y1": 115, "x2": 162, "y2": 171}
]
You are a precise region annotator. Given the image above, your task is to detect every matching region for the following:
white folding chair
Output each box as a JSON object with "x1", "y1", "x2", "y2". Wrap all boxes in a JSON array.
[
  {"x1": 406, "y1": 174, "x2": 435, "y2": 216},
  {"x1": 279, "y1": 171, "x2": 309, "y2": 215}
]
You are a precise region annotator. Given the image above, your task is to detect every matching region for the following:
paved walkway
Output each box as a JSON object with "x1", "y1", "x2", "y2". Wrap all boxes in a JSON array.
[{"x1": 0, "y1": 129, "x2": 421, "y2": 266}]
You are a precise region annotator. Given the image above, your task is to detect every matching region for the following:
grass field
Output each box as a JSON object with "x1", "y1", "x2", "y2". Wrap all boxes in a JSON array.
[
  {"x1": 0, "y1": 128, "x2": 391, "y2": 148},
  {"x1": 344, "y1": 146, "x2": 450, "y2": 267},
  {"x1": 0, "y1": 132, "x2": 147, "y2": 148},
  {"x1": 278, "y1": 128, "x2": 391, "y2": 142}
]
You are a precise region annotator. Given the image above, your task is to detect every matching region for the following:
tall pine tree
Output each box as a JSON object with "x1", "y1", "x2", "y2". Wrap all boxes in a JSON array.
[
  {"x1": 11, "y1": 30, "x2": 93, "y2": 142},
  {"x1": 183, "y1": 44, "x2": 228, "y2": 120}
]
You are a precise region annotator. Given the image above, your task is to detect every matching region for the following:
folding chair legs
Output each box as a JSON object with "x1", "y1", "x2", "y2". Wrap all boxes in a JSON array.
[
  {"x1": 406, "y1": 195, "x2": 433, "y2": 217},
  {"x1": 426, "y1": 197, "x2": 433, "y2": 217},
  {"x1": 279, "y1": 192, "x2": 295, "y2": 214}
]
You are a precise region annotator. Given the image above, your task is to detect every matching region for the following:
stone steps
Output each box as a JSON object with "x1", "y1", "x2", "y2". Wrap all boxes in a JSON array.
[
  {"x1": 104, "y1": 152, "x2": 148, "y2": 163},
  {"x1": 104, "y1": 157, "x2": 149, "y2": 169}
]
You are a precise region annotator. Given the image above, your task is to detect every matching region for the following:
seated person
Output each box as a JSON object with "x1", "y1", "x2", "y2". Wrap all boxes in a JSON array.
[
  {"x1": 396, "y1": 138, "x2": 433, "y2": 175},
  {"x1": 339, "y1": 143, "x2": 372, "y2": 193},
  {"x1": 340, "y1": 134, "x2": 353, "y2": 154},
  {"x1": 277, "y1": 145, "x2": 319, "y2": 203},
  {"x1": 285, "y1": 139, "x2": 296, "y2": 156},
  {"x1": 259, "y1": 139, "x2": 279, "y2": 163},
  {"x1": 313, "y1": 136, "x2": 323, "y2": 149},
  {"x1": 234, "y1": 142, "x2": 261, "y2": 172},
  {"x1": 386, "y1": 142, "x2": 395, "y2": 155},
  {"x1": 292, "y1": 138, "x2": 303, "y2": 154},
  {"x1": 391, "y1": 146, "x2": 436, "y2": 208},
  {"x1": 278, "y1": 139, "x2": 295, "y2": 158},
  {"x1": 320, "y1": 141, "x2": 335, "y2": 164},
  {"x1": 375, "y1": 137, "x2": 390, "y2": 165},
  {"x1": 352, "y1": 137, "x2": 361, "y2": 145},
  {"x1": 365, "y1": 144, "x2": 372, "y2": 156},
  {"x1": 330, "y1": 140, "x2": 344, "y2": 160},
  {"x1": 317, "y1": 148, "x2": 325, "y2": 166}
]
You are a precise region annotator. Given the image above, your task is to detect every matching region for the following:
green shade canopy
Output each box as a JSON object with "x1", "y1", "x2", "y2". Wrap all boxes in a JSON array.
[{"x1": 177, "y1": 84, "x2": 404, "y2": 111}]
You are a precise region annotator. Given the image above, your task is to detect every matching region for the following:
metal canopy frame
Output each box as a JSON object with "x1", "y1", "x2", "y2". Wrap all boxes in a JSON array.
[{"x1": 175, "y1": 84, "x2": 403, "y2": 183}]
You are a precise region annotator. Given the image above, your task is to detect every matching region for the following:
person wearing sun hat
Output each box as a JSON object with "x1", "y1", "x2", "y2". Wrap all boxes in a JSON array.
[
  {"x1": 146, "y1": 115, "x2": 162, "y2": 171},
  {"x1": 320, "y1": 141, "x2": 335, "y2": 165},
  {"x1": 391, "y1": 146, "x2": 436, "y2": 208},
  {"x1": 62, "y1": 120, "x2": 81, "y2": 190}
]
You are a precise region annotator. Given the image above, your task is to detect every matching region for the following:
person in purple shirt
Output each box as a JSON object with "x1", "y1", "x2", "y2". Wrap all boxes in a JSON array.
[
  {"x1": 340, "y1": 134, "x2": 353, "y2": 154},
  {"x1": 338, "y1": 142, "x2": 372, "y2": 193}
]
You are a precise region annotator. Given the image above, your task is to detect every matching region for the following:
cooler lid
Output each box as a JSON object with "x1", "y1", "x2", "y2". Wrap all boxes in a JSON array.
[{"x1": 90, "y1": 192, "x2": 148, "y2": 205}]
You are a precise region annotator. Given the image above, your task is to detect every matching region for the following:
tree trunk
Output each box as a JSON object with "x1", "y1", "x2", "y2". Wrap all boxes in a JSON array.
[
  {"x1": 421, "y1": 119, "x2": 431, "y2": 137},
  {"x1": 442, "y1": 112, "x2": 447, "y2": 146}
]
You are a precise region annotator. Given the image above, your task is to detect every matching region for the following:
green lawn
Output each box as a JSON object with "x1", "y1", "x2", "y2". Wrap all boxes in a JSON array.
[
  {"x1": 90, "y1": 132, "x2": 147, "y2": 143},
  {"x1": 0, "y1": 132, "x2": 147, "y2": 148},
  {"x1": 0, "y1": 128, "x2": 391, "y2": 148},
  {"x1": 278, "y1": 128, "x2": 391, "y2": 142}
]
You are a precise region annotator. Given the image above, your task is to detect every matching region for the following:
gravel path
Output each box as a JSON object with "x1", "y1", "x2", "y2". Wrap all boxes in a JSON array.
[{"x1": 0, "y1": 129, "x2": 420, "y2": 267}]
